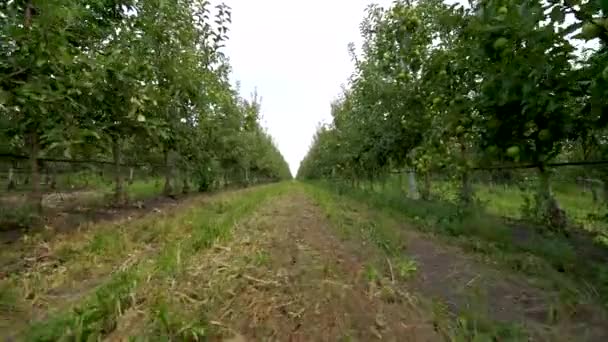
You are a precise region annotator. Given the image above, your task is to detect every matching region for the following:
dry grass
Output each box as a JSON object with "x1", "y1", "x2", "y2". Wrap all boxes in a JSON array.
[{"x1": 0, "y1": 183, "x2": 288, "y2": 340}]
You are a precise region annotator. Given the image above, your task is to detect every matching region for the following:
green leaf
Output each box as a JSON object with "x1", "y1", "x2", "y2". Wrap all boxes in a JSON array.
[
  {"x1": 599, "y1": 0, "x2": 608, "y2": 13},
  {"x1": 550, "y1": 6, "x2": 565, "y2": 24}
]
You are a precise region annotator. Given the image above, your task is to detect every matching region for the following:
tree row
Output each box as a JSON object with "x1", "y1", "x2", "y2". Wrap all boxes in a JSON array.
[
  {"x1": 298, "y1": 0, "x2": 608, "y2": 230},
  {"x1": 1, "y1": 0, "x2": 291, "y2": 210}
]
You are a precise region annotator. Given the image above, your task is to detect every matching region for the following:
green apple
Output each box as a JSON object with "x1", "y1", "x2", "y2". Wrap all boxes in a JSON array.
[
  {"x1": 498, "y1": 6, "x2": 508, "y2": 15},
  {"x1": 407, "y1": 16, "x2": 421, "y2": 30},
  {"x1": 506, "y1": 146, "x2": 520, "y2": 157},
  {"x1": 486, "y1": 145, "x2": 498, "y2": 155},
  {"x1": 581, "y1": 23, "x2": 601, "y2": 40},
  {"x1": 487, "y1": 118, "x2": 500, "y2": 129},
  {"x1": 493, "y1": 37, "x2": 508, "y2": 50},
  {"x1": 538, "y1": 129, "x2": 551, "y2": 141}
]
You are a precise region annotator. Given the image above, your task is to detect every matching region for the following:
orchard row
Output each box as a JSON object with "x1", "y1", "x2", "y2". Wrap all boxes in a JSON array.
[
  {"x1": 298, "y1": 0, "x2": 608, "y2": 229},
  {"x1": 1, "y1": 0, "x2": 291, "y2": 209}
]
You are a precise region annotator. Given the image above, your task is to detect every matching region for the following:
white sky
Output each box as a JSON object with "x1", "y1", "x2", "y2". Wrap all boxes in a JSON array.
[{"x1": 224, "y1": 0, "x2": 391, "y2": 176}]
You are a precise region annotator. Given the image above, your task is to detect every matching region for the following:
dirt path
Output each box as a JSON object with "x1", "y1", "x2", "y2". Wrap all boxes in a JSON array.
[
  {"x1": 191, "y1": 190, "x2": 439, "y2": 341},
  {"x1": 168, "y1": 187, "x2": 607, "y2": 342}
]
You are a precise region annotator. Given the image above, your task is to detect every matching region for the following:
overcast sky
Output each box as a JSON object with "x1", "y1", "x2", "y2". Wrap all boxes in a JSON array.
[{"x1": 224, "y1": 0, "x2": 391, "y2": 176}]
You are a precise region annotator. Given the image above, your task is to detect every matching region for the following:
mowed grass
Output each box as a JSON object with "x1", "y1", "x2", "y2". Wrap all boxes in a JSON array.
[{"x1": 0, "y1": 182, "x2": 290, "y2": 341}]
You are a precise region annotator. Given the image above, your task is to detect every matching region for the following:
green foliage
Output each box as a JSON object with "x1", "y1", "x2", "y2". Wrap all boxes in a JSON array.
[
  {"x1": 0, "y1": 204, "x2": 39, "y2": 229},
  {"x1": 365, "y1": 264, "x2": 381, "y2": 283},
  {"x1": 87, "y1": 229, "x2": 127, "y2": 256},
  {"x1": 297, "y1": 0, "x2": 608, "y2": 232},
  {"x1": 0, "y1": 0, "x2": 291, "y2": 211},
  {"x1": 395, "y1": 257, "x2": 418, "y2": 280}
]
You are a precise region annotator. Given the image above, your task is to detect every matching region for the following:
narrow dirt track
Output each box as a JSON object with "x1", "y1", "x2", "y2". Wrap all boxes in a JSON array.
[{"x1": 211, "y1": 190, "x2": 438, "y2": 342}]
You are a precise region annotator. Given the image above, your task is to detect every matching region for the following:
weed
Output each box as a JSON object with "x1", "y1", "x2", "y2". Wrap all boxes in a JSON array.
[
  {"x1": 150, "y1": 299, "x2": 208, "y2": 340},
  {"x1": 395, "y1": 257, "x2": 418, "y2": 280},
  {"x1": 213, "y1": 200, "x2": 228, "y2": 214},
  {"x1": 0, "y1": 204, "x2": 39, "y2": 229},
  {"x1": 190, "y1": 221, "x2": 229, "y2": 251},
  {"x1": 26, "y1": 271, "x2": 138, "y2": 341},
  {"x1": 254, "y1": 250, "x2": 270, "y2": 266},
  {"x1": 55, "y1": 244, "x2": 81, "y2": 262},
  {"x1": 446, "y1": 314, "x2": 527, "y2": 342},
  {"x1": 0, "y1": 283, "x2": 19, "y2": 314},
  {"x1": 156, "y1": 243, "x2": 184, "y2": 277},
  {"x1": 87, "y1": 229, "x2": 127, "y2": 256},
  {"x1": 431, "y1": 289, "x2": 528, "y2": 341},
  {"x1": 365, "y1": 264, "x2": 380, "y2": 283}
]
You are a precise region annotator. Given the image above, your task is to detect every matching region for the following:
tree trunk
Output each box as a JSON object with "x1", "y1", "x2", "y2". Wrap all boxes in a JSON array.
[
  {"x1": 602, "y1": 178, "x2": 608, "y2": 205},
  {"x1": 49, "y1": 166, "x2": 56, "y2": 190},
  {"x1": 112, "y1": 139, "x2": 126, "y2": 205},
  {"x1": 460, "y1": 169, "x2": 473, "y2": 206},
  {"x1": 44, "y1": 164, "x2": 50, "y2": 186},
  {"x1": 592, "y1": 186, "x2": 599, "y2": 203},
  {"x1": 129, "y1": 167, "x2": 134, "y2": 185},
  {"x1": 537, "y1": 167, "x2": 566, "y2": 231},
  {"x1": 182, "y1": 177, "x2": 190, "y2": 194},
  {"x1": 458, "y1": 139, "x2": 473, "y2": 206},
  {"x1": 25, "y1": 0, "x2": 33, "y2": 26},
  {"x1": 44, "y1": 163, "x2": 56, "y2": 190},
  {"x1": 420, "y1": 172, "x2": 432, "y2": 200},
  {"x1": 163, "y1": 149, "x2": 173, "y2": 196},
  {"x1": 28, "y1": 131, "x2": 42, "y2": 212},
  {"x1": 407, "y1": 169, "x2": 420, "y2": 199},
  {"x1": 538, "y1": 168, "x2": 552, "y2": 208},
  {"x1": 7, "y1": 166, "x2": 15, "y2": 191}
]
